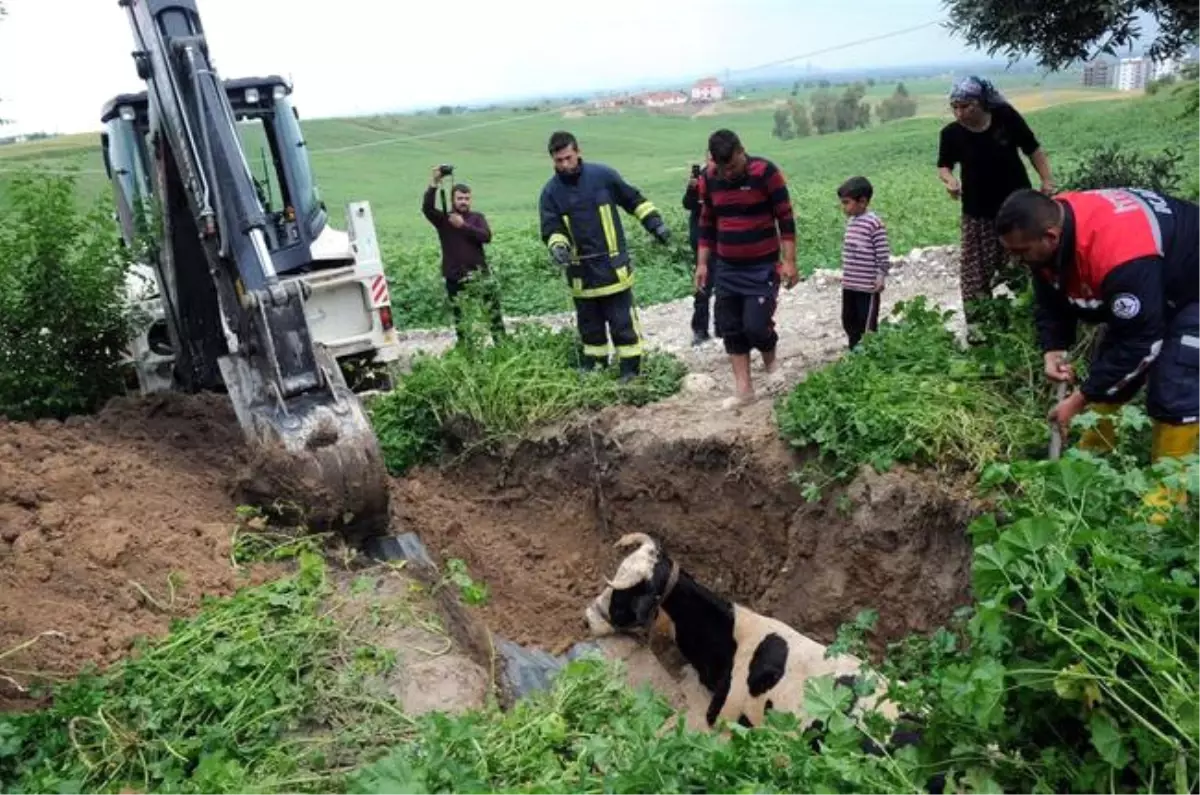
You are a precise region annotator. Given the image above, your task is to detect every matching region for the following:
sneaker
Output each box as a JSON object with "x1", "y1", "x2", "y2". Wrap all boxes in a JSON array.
[{"x1": 691, "y1": 331, "x2": 711, "y2": 347}]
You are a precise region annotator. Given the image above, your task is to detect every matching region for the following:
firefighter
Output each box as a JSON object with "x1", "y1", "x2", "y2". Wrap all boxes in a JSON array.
[
  {"x1": 995, "y1": 186, "x2": 1199, "y2": 519},
  {"x1": 539, "y1": 130, "x2": 670, "y2": 381}
]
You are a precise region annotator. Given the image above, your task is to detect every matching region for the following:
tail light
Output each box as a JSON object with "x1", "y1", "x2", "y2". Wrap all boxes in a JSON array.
[{"x1": 379, "y1": 305, "x2": 394, "y2": 331}]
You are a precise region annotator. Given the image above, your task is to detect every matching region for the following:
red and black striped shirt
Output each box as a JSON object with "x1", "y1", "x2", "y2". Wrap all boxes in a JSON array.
[{"x1": 697, "y1": 156, "x2": 796, "y2": 268}]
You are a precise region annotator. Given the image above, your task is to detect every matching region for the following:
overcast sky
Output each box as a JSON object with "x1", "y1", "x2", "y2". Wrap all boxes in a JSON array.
[{"x1": 0, "y1": 0, "x2": 989, "y2": 136}]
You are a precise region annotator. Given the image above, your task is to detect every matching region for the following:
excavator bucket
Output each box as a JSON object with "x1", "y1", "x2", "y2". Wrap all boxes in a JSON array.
[{"x1": 219, "y1": 344, "x2": 390, "y2": 541}]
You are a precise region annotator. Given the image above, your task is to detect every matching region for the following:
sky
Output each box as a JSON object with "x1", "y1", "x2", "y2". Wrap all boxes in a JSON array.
[{"x1": 0, "y1": 0, "x2": 992, "y2": 137}]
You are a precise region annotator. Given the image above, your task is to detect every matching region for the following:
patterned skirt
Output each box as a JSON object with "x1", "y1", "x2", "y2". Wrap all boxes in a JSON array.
[{"x1": 959, "y1": 214, "x2": 1008, "y2": 311}]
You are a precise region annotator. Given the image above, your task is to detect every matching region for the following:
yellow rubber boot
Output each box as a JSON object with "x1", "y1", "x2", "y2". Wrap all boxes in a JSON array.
[
  {"x1": 1144, "y1": 421, "x2": 1199, "y2": 524},
  {"x1": 1077, "y1": 402, "x2": 1122, "y2": 454}
]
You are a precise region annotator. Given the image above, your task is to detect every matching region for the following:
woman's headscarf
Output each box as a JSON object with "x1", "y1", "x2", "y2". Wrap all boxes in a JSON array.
[{"x1": 950, "y1": 75, "x2": 1009, "y2": 110}]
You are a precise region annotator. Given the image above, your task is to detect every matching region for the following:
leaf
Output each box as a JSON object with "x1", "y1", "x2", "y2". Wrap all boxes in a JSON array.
[
  {"x1": 804, "y1": 675, "x2": 854, "y2": 724},
  {"x1": 1088, "y1": 711, "x2": 1131, "y2": 769},
  {"x1": 998, "y1": 516, "x2": 1057, "y2": 558},
  {"x1": 963, "y1": 766, "x2": 1003, "y2": 794}
]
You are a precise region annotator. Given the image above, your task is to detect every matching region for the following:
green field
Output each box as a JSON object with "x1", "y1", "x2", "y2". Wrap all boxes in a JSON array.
[{"x1": 1, "y1": 82, "x2": 1193, "y2": 330}]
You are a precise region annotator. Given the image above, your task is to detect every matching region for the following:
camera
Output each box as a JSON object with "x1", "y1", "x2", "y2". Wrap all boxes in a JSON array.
[
  {"x1": 438, "y1": 163, "x2": 454, "y2": 177},
  {"x1": 691, "y1": 163, "x2": 701, "y2": 178}
]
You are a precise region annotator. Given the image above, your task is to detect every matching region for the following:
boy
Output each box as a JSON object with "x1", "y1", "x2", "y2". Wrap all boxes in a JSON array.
[{"x1": 837, "y1": 176, "x2": 891, "y2": 349}]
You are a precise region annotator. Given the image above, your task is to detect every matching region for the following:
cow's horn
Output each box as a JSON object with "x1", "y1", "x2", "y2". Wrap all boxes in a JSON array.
[{"x1": 615, "y1": 532, "x2": 654, "y2": 549}]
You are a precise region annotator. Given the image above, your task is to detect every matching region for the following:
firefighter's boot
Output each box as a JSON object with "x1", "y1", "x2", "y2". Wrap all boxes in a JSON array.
[{"x1": 1144, "y1": 420, "x2": 1199, "y2": 525}]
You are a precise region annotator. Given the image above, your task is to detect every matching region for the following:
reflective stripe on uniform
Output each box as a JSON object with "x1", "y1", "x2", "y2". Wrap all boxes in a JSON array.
[
  {"x1": 548, "y1": 232, "x2": 571, "y2": 250},
  {"x1": 633, "y1": 201, "x2": 656, "y2": 222},
  {"x1": 583, "y1": 343, "x2": 611, "y2": 358},
  {"x1": 599, "y1": 204, "x2": 619, "y2": 256},
  {"x1": 571, "y1": 266, "x2": 634, "y2": 298},
  {"x1": 561, "y1": 216, "x2": 578, "y2": 254},
  {"x1": 616, "y1": 342, "x2": 643, "y2": 359},
  {"x1": 1182, "y1": 334, "x2": 1200, "y2": 349},
  {"x1": 1106, "y1": 339, "x2": 1164, "y2": 396}
]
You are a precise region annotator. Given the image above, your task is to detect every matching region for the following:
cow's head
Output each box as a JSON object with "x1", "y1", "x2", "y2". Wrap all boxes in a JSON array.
[{"x1": 585, "y1": 532, "x2": 679, "y2": 637}]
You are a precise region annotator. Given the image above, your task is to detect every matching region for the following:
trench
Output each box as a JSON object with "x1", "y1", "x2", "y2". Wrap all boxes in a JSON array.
[{"x1": 386, "y1": 420, "x2": 981, "y2": 712}]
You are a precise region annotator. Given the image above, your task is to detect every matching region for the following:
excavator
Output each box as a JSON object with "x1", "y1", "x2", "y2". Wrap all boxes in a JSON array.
[{"x1": 108, "y1": 0, "x2": 392, "y2": 540}]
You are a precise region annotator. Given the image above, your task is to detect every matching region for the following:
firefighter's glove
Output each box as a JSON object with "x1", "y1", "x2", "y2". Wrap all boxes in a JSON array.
[
  {"x1": 649, "y1": 218, "x2": 670, "y2": 245},
  {"x1": 549, "y1": 242, "x2": 573, "y2": 268}
]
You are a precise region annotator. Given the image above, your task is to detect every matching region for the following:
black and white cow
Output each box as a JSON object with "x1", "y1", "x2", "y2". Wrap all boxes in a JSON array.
[{"x1": 584, "y1": 532, "x2": 899, "y2": 730}]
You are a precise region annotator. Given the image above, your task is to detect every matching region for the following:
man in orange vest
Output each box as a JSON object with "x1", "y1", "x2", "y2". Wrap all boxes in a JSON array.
[{"x1": 996, "y1": 187, "x2": 1198, "y2": 517}]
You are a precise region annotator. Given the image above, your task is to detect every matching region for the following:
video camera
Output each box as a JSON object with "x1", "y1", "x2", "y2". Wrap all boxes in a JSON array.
[
  {"x1": 438, "y1": 163, "x2": 454, "y2": 177},
  {"x1": 691, "y1": 163, "x2": 702, "y2": 178}
]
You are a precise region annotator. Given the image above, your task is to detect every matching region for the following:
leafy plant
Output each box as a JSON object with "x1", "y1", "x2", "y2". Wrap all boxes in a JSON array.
[
  {"x1": 0, "y1": 171, "x2": 136, "y2": 420},
  {"x1": 776, "y1": 295, "x2": 1047, "y2": 497},
  {"x1": 1060, "y1": 143, "x2": 1186, "y2": 195},
  {"x1": 439, "y1": 558, "x2": 489, "y2": 606}
]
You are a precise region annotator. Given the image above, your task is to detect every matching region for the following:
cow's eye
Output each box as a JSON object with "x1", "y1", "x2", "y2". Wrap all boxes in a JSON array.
[{"x1": 608, "y1": 582, "x2": 649, "y2": 628}]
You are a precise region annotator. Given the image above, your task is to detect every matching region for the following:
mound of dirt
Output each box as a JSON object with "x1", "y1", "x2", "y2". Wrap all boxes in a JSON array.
[
  {"x1": 394, "y1": 417, "x2": 979, "y2": 659},
  {"x1": 0, "y1": 393, "x2": 278, "y2": 709}
]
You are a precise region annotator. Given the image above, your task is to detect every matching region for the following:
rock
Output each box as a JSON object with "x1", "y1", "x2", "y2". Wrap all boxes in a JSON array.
[{"x1": 681, "y1": 374, "x2": 717, "y2": 394}]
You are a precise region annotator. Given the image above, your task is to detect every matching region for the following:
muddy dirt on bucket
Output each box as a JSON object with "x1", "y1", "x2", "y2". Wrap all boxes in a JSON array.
[
  {"x1": 394, "y1": 425, "x2": 978, "y2": 658},
  {"x1": 0, "y1": 393, "x2": 280, "y2": 709}
]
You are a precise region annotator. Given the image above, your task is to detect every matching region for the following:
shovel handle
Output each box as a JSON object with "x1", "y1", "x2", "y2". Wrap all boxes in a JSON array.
[{"x1": 1048, "y1": 380, "x2": 1068, "y2": 460}]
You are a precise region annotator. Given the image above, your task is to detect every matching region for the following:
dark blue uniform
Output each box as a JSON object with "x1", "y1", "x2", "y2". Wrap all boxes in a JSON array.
[
  {"x1": 539, "y1": 160, "x2": 666, "y2": 376},
  {"x1": 1033, "y1": 188, "x2": 1199, "y2": 430}
]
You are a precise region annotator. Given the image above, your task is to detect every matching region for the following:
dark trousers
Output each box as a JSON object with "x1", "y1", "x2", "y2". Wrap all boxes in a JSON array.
[
  {"x1": 446, "y1": 272, "x2": 505, "y2": 343},
  {"x1": 574, "y1": 288, "x2": 643, "y2": 376},
  {"x1": 1103, "y1": 300, "x2": 1198, "y2": 423},
  {"x1": 715, "y1": 286, "x2": 778, "y2": 355},
  {"x1": 842, "y1": 288, "x2": 881, "y2": 349}
]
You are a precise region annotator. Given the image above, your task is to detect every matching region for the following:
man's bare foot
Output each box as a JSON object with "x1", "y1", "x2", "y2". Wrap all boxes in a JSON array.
[{"x1": 721, "y1": 392, "x2": 756, "y2": 410}]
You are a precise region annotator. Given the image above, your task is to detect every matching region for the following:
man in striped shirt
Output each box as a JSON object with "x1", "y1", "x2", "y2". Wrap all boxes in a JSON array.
[
  {"x1": 695, "y1": 129, "x2": 799, "y2": 407},
  {"x1": 837, "y1": 176, "x2": 891, "y2": 349}
]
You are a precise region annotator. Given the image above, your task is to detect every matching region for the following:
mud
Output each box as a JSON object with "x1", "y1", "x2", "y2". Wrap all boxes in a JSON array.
[
  {"x1": 0, "y1": 393, "x2": 279, "y2": 709},
  {"x1": 395, "y1": 416, "x2": 979, "y2": 661}
]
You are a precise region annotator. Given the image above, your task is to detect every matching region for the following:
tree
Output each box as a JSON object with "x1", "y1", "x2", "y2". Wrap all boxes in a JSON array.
[
  {"x1": 877, "y1": 82, "x2": 919, "y2": 122},
  {"x1": 789, "y1": 100, "x2": 812, "y2": 138},
  {"x1": 943, "y1": 0, "x2": 1198, "y2": 70},
  {"x1": 809, "y1": 89, "x2": 839, "y2": 134},
  {"x1": 771, "y1": 107, "x2": 794, "y2": 140},
  {"x1": 834, "y1": 83, "x2": 871, "y2": 131}
]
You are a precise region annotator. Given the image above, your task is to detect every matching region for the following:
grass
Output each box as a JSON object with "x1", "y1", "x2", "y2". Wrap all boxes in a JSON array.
[
  {"x1": 3, "y1": 82, "x2": 1193, "y2": 329},
  {"x1": 368, "y1": 318, "x2": 687, "y2": 475}
]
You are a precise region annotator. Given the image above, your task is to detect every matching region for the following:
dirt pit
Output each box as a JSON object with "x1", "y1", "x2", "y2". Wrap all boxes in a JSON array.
[{"x1": 394, "y1": 417, "x2": 980, "y2": 661}]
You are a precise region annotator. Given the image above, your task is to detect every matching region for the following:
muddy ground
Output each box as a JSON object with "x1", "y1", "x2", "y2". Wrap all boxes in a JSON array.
[{"x1": 1, "y1": 246, "x2": 977, "y2": 714}]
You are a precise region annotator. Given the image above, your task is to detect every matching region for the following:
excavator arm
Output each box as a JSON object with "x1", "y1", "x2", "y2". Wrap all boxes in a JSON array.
[{"x1": 118, "y1": 0, "x2": 389, "y2": 538}]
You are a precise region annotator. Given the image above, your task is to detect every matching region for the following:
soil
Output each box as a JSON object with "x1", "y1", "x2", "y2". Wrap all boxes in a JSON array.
[
  {"x1": 395, "y1": 415, "x2": 979, "y2": 660},
  {"x1": 0, "y1": 392, "x2": 279, "y2": 709}
]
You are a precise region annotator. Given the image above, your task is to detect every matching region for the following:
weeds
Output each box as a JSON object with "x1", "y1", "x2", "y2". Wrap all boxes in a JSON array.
[
  {"x1": 369, "y1": 323, "x2": 686, "y2": 474},
  {"x1": 776, "y1": 295, "x2": 1047, "y2": 498}
]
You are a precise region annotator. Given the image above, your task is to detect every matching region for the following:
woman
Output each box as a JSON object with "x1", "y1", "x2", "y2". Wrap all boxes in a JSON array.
[{"x1": 936, "y1": 76, "x2": 1055, "y2": 338}]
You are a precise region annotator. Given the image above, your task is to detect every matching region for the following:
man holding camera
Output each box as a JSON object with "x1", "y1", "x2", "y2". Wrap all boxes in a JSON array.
[
  {"x1": 683, "y1": 154, "x2": 716, "y2": 346},
  {"x1": 539, "y1": 130, "x2": 671, "y2": 382},
  {"x1": 422, "y1": 165, "x2": 506, "y2": 344}
]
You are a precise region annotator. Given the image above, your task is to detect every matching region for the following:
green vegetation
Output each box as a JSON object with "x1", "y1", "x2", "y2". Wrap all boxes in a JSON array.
[
  {"x1": 776, "y1": 295, "x2": 1049, "y2": 497},
  {"x1": 368, "y1": 320, "x2": 686, "y2": 474},
  {"x1": 0, "y1": 172, "x2": 134, "y2": 420}
]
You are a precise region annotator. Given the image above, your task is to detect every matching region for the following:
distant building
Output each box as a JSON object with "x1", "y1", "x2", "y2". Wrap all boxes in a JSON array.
[
  {"x1": 1082, "y1": 59, "x2": 1112, "y2": 87},
  {"x1": 636, "y1": 90, "x2": 688, "y2": 108},
  {"x1": 690, "y1": 77, "x2": 725, "y2": 103},
  {"x1": 1114, "y1": 57, "x2": 1149, "y2": 90}
]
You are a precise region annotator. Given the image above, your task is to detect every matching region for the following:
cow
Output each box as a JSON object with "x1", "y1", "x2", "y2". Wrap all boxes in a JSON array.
[{"x1": 584, "y1": 532, "x2": 900, "y2": 730}]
